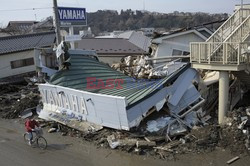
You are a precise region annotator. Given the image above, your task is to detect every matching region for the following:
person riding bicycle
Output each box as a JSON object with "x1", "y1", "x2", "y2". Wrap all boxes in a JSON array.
[{"x1": 25, "y1": 115, "x2": 40, "y2": 145}]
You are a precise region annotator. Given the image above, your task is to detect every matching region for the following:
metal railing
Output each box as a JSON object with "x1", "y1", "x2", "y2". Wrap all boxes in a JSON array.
[
  {"x1": 207, "y1": 8, "x2": 250, "y2": 43},
  {"x1": 190, "y1": 42, "x2": 250, "y2": 65},
  {"x1": 226, "y1": 15, "x2": 250, "y2": 43},
  {"x1": 206, "y1": 15, "x2": 250, "y2": 59}
]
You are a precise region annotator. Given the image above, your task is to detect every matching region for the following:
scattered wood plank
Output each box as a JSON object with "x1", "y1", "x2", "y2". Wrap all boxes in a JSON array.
[
  {"x1": 166, "y1": 140, "x2": 181, "y2": 149},
  {"x1": 144, "y1": 137, "x2": 151, "y2": 142},
  {"x1": 144, "y1": 108, "x2": 156, "y2": 119},
  {"x1": 136, "y1": 140, "x2": 156, "y2": 148},
  {"x1": 227, "y1": 156, "x2": 240, "y2": 164},
  {"x1": 153, "y1": 146, "x2": 173, "y2": 152},
  {"x1": 153, "y1": 140, "x2": 181, "y2": 152},
  {"x1": 119, "y1": 139, "x2": 137, "y2": 147},
  {"x1": 146, "y1": 136, "x2": 165, "y2": 142}
]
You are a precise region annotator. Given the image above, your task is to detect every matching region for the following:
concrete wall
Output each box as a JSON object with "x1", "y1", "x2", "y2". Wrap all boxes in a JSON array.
[
  {"x1": 0, "y1": 50, "x2": 36, "y2": 79},
  {"x1": 155, "y1": 33, "x2": 205, "y2": 58}
]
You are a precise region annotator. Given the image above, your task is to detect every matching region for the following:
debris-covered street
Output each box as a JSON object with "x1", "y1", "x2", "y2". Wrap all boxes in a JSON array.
[
  {"x1": 1, "y1": 1, "x2": 250, "y2": 166},
  {"x1": 0, "y1": 82, "x2": 249, "y2": 165},
  {"x1": 0, "y1": 118, "x2": 250, "y2": 166},
  {"x1": 0, "y1": 83, "x2": 40, "y2": 119}
]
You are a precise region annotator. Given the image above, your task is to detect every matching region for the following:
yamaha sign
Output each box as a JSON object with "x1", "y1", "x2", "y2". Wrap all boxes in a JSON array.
[{"x1": 58, "y1": 7, "x2": 87, "y2": 27}]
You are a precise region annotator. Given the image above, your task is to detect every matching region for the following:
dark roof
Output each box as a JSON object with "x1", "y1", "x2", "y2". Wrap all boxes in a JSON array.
[
  {"x1": 49, "y1": 54, "x2": 188, "y2": 108},
  {"x1": 0, "y1": 31, "x2": 56, "y2": 55},
  {"x1": 7, "y1": 21, "x2": 38, "y2": 27},
  {"x1": 75, "y1": 38, "x2": 146, "y2": 55}
]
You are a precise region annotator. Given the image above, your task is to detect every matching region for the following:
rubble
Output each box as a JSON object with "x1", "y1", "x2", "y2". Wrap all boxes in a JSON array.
[
  {"x1": 146, "y1": 117, "x2": 170, "y2": 132},
  {"x1": 111, "y1": 55, "x2": 187, "y2": 79},
  {"x1": 0, "y1": 70, "x2": 249, "y2": 161},
  {"x1": 48, "y1": 128, "x2": 57, "y2": 133},
  {"x1": 31, "y1": 106, "x2": 248, "y2": 161},
  {"x1": 0, "y1": 84, "x2": 40, "y2": 119},
  {"x1": 8, "y1": 83, "x2": 249, "y2": 160},
  {"x1": 136, "y1": 140, "x2": 156, "y2": 148},
  {"x1": 227, "y1": 156, "x2": 240, "y2": 164}
]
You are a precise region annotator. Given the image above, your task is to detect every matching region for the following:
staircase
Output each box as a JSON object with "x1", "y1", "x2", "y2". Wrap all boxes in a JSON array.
[
  {"x1": 190, "y1": 8, "x2": 250, "y2": 69},
  {"x1": 206, "y1": 8, "x2": 250, "y2": 43},
  {"x1": 190, "y1": 8, "x2": 250, "y2": 123}
]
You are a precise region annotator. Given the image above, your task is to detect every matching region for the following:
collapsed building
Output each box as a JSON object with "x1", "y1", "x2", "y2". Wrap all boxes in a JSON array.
[
  {"x1": 35, "y1": 46, "x2": 242, "y2": 132},
  {"x1": 35, "y1": 7, "x2": 250, "y2": 132},
  {"x1": 37, "y1": 49, "x2": 190, "y2": 130},
  {"x1": 33, "y1": 45, "x2": 250, "y2": 154},
  {"x1": 6, "y1": 4, "x2": 247, "y2": 155}
]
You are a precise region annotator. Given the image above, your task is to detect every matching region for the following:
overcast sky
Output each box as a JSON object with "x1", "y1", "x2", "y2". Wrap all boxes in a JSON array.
[{"x1": 0, "y1": 0, "x2": 248, "y2": 26}]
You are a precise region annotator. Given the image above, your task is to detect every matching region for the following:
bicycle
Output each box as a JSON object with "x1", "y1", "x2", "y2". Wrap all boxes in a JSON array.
[{"x1": 24, "y1": 128, "x2": 47, "y2": 150}]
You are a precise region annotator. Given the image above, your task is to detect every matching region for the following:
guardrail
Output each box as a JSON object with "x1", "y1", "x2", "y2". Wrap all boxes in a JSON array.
[{"x1": 190, "y1": 42, "x2": 250, "y2": 65}]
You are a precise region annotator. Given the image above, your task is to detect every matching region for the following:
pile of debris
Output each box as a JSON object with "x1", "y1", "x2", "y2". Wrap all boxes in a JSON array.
[
  {"x1": 111, "y1": 55, "x2": 186, "y2": 79},
  {"x1": 1, "y1": 84, "x2": 247, "y2": 160},
  {"x1": 0, "y1": 84, "x2": 41, "y2": 119},
  {"x1": 95, "y1": 108, "x2": 248, "y2": 158},
  {"x1": 142, "y1": 107, "x2": 250, "y2": 156},
  {"x1": 40, "y1": 107, "x2": 249, "y2": 160}
]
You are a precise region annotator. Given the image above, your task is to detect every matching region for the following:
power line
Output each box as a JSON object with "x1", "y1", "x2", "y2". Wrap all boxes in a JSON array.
[{"x1": 0, "y1": 7, "x2": 52, "y2": 12}]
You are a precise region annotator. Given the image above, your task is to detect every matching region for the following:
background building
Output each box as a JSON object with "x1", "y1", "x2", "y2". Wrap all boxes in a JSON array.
[{"x1": 0, "y1": 32, "x2": 55, "y2": 81}]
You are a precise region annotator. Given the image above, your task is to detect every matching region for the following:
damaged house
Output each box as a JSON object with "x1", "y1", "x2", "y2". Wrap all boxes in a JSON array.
[
  {"x1": 36, "y1": 6, "x2": 250, "y2": 146},
  {"x1": 151, "y1": 27, "x2": 213, "y2": 65},
  {"x1": 38, "y1": 49, "x2": 193, "y2": 130},
  {"x1": 0, "y1": 31, "x2": 56, "y2": 82}
]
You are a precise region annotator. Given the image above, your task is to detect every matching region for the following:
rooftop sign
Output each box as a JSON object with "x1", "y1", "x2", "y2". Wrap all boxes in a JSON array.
[{"x1": 58, "y1": 7, "x2": 87, "y2": 27}]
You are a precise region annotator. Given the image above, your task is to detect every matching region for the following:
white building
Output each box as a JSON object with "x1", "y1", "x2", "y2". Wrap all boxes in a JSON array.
[
  {"x1": 151, "y1": 28, "x2": 213, "y2": 61},
  {"x1": 0, "y1": 32, "x2": 55, "y2": 81}
]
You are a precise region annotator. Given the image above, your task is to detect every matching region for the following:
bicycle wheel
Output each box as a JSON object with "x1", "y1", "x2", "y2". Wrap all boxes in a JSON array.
[
  {"x1": 36, "y1": 136, "x2": 47, "y2": 150},
  {"x1": 23, "y1": 133, "x2": 30, "y2": 145}
]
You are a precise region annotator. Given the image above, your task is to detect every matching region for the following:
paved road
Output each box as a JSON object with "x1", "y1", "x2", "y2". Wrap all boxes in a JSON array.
[{"x1": 0, "y1": 119, "x2": 249, "y2": 166}]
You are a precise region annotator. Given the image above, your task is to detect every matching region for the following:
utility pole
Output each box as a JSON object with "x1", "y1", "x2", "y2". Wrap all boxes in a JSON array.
[
  {"x1": 53, "y1": 0, "x2": 61, "y2": 45},
  {"x1": 241, "y1": 0, "x2": 244, "y2": 9},
  {"x1": 53, "y1": 0, "x2": 64, "y2": 69}
]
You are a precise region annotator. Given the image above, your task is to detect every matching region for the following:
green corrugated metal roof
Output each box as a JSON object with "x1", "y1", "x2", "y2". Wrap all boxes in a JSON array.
[{"x1": 49, "y1": 54, "x2": 188, "y2": 108}]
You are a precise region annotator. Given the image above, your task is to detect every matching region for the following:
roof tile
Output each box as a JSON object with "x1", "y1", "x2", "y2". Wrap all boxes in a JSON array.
[
  {"x1": 0, "y1": 31, "x2": 55, "y2": 55},
  {"x1": 75, "y1": 38, "x2": 146, "y2": 55}
]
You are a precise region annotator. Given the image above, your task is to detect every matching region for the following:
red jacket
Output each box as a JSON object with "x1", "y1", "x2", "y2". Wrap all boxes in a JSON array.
[{"x1": 25, "y1": 119, "x2": 39, "y2": 132}]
